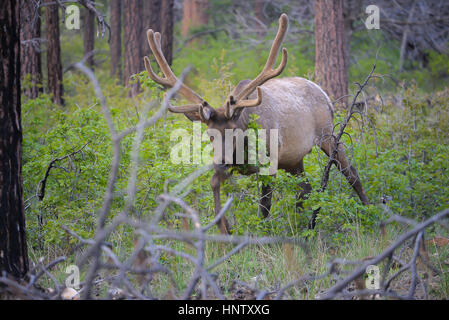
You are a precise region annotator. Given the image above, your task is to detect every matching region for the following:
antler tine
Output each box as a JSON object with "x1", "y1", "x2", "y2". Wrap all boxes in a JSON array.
[
  {"x1": 225, "y1": 87, "x2": 263, "y2": 118},
  {"x1": 228, "y1": 13, "x2": 289, "y2": 115},
  {"x1": 144, "y1": 56, "x2": 170, "y2": 87},
  {"x1": 161, "y1": 92, "x2": 204, "y2": 114},
  {"x1": 264, "y1": 14, "x2": 288, "y2": 71},
  {"x1": 144, "y1": 29, "x2": 205, "y2": 106},
  {"x1": 235, "y1": 87, "x2": 263, "y2": 108},
  {"x1": 167, "y1": 103, "x2": 202, "y2": 113},
  {"x1": 154, "y1": 31, "x2": 162, "y2": 48},
  {"x1": 238, "y1": 87, "x2": 262, "y2": 108}
]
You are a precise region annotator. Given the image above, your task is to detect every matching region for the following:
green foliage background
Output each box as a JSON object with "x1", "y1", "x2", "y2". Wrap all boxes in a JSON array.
[{"x1": 20, "y1": 6, "x2": 449, "y2": 298}]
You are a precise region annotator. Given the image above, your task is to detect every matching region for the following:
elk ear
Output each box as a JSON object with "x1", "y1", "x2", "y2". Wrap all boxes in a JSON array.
[
  {"x1": 200, "y1": 104, "x2": 215, "y2": 122},
  {"x1": 180, "y1": 104, "x2": 215, "y2": 122}
]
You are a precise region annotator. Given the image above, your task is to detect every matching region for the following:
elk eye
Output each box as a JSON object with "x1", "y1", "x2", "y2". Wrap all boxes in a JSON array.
[{"x1": 210, "y1": 136, "x2": 214, "y2": 142}]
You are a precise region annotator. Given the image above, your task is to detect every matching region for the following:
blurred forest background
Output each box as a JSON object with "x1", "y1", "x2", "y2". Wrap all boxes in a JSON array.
[{"x1": 1, "y1": 0, "x2": 449, "y2": 300}]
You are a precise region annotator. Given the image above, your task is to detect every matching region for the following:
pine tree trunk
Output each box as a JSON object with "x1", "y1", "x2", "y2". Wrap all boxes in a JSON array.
[
  {"x1": 141, "y1": 0, "x2": 161, "y2": 62},
  {"x1": 161, "y1": 0, "x2": 174, "y2": 65},
  {"x1": 182, "y1": 0, "x2": 209, "y2": 37},
  {"x1": 110, "y1": 0, "x2": 122, "y2": 81},
  {"x1": 0, "y1": 0, "x2": 29, "y2": 280},
  {"x1": 83, "y1": 7, "x2": 95, "y2": 67},
  {"x1": 123, "y1": 0, "x2": 142, "y2": 97},
  {"x1": 314, "y1": 0, "x2": 347, "y2": 109},
  {"x1": 44, "y1": 0, "x2": 64, "y2": 105},
  {"x1": 254, "y1": 1, "x2": 266, "y2": 23},
  {"x1": 254, "y1": 0, "x2": 267, "y2": 37},
  {"x1": 20, "y1": 0, "x2": 42, "y2": 99}
]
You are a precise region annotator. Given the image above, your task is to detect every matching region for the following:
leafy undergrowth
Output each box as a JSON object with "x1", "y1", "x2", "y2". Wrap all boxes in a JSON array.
[
  {"x1": 28, "y1": 224, "x2": 449, "y2": 299},
  {"x1": 21, "y1": 48, "x2": 449, "y2": 298}
]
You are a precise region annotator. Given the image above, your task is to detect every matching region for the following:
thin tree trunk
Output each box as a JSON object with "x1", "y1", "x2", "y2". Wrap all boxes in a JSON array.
[
  {"x1": 0, "y1": 0, "x2": 29, "y2": 281},
  {"x1": 399, "y1": 1, "x2": 416, "y2": 72},
  {"x1": 110, "y1": 0, "x2": 122, "y2": 81},
  {"x1": 83, "y1": 6, "x2": 95, "y2": 67},
  {"x1": 254, "y1": 0, "x2": 267, "y2": 36},
  {"x1": 343, "y1": 0, "x2": 357, "y2": 77},
  {"x1": 44, "y1": 0, "x2": 64, "y2": 105},
  {"x1": 182, "y1": 0, "x2": 209, "y2": 37},
  {"x1": 161, "y1": 0, "x2": 174, "y2": 65},
  {"x1": 314, "y1": 0, "x2": 347, "y2": 109},
  {"x1": 20, "y1": 0, "x2": 42, "y2": 99},
  {"x1": 141, "y1": 0, "x2": 161, "y2": 63},
  {"x1": 123, "y1": 0, "x2": 142, "y2": 97}
]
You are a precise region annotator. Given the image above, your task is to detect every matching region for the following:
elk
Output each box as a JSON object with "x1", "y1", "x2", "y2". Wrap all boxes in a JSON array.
[{"x1": 143, "y1": 14, "x2": 369, "y2": 234}]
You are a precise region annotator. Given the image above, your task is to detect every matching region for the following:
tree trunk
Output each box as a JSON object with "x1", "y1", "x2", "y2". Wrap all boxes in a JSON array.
[
  {"x1": 140, "y1": 0, "x2": 174, "y2": 66},
  {"x1": 343, "y1": 0, "x2": 358, "y2": 77},
  {"x1": 182, "y1": 0, "x2": 209, "y2": 37},
  {"x1": 123, "y1": 0, "x2": 142, "y2": 97},
  {"x1": 20, "y1": 0, "x2": 42, "y2": 99},
  {"x1": 110, "y1": 0, "x2": 122, "y2": 81},
  {"x1": 0, "y1": 0, "x2": 29, "y2": 280},
  {"x1": 83, "y1": 6, "x2": 95, "y2": 67},
  {"x1": 141, "y1": 0, "x2": 161, "y2": 62},
  {"x1": 44, "y1": 0, "x2": 64, "y2": 105},
  {"x1": 399, "y1": 1, "x2": 416, "y2": 72},
  {"x1": 314, "y1": 0, "x2": 347, "y2": 109},
  {"x1": 253, "y1": 0, "x2": 267, "y2": 32},
  {"x1": 161, "y1": 0, "x2": 174, "y2": 65}
]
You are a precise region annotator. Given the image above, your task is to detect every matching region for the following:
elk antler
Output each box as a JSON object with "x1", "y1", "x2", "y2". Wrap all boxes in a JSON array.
[
  {"x1": 225, "y1": 13, "x2": 289, "y2": 118},
  {"x1": 144, "y1": 29, "x2": 211, "y2": 120}
]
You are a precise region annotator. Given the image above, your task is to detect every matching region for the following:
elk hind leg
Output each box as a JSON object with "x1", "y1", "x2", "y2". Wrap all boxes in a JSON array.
[
  {"x1": 320, "y1": 141, "x2": 369, "y2": 205},
  {"x1": 285, "y1": 161, "x2": 319, "y2": 230}
]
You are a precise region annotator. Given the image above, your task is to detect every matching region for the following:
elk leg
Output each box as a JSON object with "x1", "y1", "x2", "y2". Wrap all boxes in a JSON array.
[
  {"x1": 259, "y1": 183, "x2": 273, "y2": 218},
  {"x1": 297, "y1": 161, "x2": 312, "y2": 211},
  {"x1": 286, "y1": 161, "x2": 312, "y2": 212},
  {"x1": 211, "y1": 170, "x2": 231, "y2": 234},
  {"x1": 320, "y1": 142, "x2": 369, "y2": 205},
  {"x1": 286, "y1": 162, "x2": 319, "y2": 229}
]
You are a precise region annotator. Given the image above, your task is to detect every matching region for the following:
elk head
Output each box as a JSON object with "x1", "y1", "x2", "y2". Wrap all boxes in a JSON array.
[{"x1": 143, "y1": 14, "x2": 289, "y2": 168}]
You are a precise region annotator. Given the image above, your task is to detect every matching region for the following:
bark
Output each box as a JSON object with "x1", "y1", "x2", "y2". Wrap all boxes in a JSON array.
[
  {"x1": 0, "y1": 0, "x2": 29, "y2": 280},
  {"x1": 254, "y1": 0, "x2": 266, "y2": 24},
  {"x1": 399, "y1": 1, "x2": 417, "y2": 72},
  {"x1": 314, "y1": 0, "x2": 347, "y2": 109},
  {"x1": 141, "y1": 0, "x2": 161, "y2": 62},
  {"x1": 161, "y1": 0, "x2": 174, "y2": 65},
  {"x1": 20, "y1": 0, "x2": 42, "y2": 99},
  {"x1": 123, "y1": 0, "x2": 142, "y2": 96},
  {"x1": 254, "y1": 0, "x2": 267, "y2": 37},
  {"x1": 44, "y1": 0, "x2": 64, "y2": 105},
  {"x1": 343, "y1": 0, "x2": 359, "y2": 76},
  {"x1": 182, "y1": 0, "x2": 209, "y2": 37},
  {"x1": 140, "y1": 0, "x2": 174, "y2": 65},
  {"x1": 110, "y1": 0, "x2": 122, "y2": 81},
  {"x1": 83, "y1": 6, "x2": 95, "y2": 67}
]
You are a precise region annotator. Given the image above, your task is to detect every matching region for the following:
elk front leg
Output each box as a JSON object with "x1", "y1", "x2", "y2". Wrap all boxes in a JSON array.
[{"x1": 211, "y1": 170, "x2": 231, "y2": 234}]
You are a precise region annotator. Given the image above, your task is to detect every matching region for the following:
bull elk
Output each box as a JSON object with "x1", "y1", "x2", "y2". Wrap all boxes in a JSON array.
[{"x1": 144, "y1": 14, "x2": 369, "y2": 234}]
